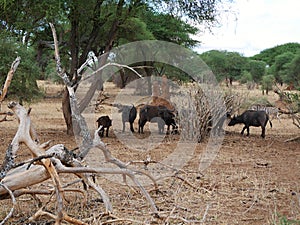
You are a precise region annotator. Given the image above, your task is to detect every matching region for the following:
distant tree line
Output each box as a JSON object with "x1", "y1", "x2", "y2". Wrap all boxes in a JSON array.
[{"x1": 200, "y1": 43, "x2": 300, "y2": 93}]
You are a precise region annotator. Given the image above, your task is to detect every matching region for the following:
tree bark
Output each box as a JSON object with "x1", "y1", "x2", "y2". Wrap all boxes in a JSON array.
[
  {"x1": 61, "y1": 1, "x2": 123, "y2": 135},
  {"x1": 62, "y1": 88, "x2": 73, "y2": 135}
]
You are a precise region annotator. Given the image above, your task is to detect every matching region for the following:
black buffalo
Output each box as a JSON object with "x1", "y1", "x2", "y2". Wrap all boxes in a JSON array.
[
  {"x1": 158, "y1": 108, "x2": 178, "y2": 135},
  {"x1": 118, "y1": 104, "x2": 137, "y2": 132},
  {"x1": 138, "y1": 105, "x2": 177, "y2": 134},
  {"x1": 96, "y1": 115, "x2": 112, "y2": 137},
  {"x1": 228, "y1": 110, "x2": 272, "y2": 138}
]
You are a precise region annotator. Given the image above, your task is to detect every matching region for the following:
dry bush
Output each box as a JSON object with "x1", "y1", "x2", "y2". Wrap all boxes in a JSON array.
[
  {"x1": 274, "y1": 87, "x2": 300, "y2": 129},
  {"x1": 172, "y1": 83, "x2": 243, "y2": 142}
]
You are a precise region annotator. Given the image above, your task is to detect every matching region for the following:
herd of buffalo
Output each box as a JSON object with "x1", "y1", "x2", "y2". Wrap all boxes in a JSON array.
[{"x1": 96, "y1": 104, "x2": 274, "y2": 139}]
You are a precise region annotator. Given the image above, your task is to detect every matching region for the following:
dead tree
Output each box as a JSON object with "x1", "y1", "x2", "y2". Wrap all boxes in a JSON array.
[
  {"x1": 0, "y1": 24, "x2": 158, "y2": 224},
  {"x1": 0, "y1": 56, "x2": 21, "y2": 104},
  {"x1": 0, "y1": 56, "x2": 20, "y2": 122}
]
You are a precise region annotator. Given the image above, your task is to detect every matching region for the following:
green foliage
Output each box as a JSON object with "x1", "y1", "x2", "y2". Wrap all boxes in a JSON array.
[
  {"x1": 226, "y1": 51, "x2": 248, "y2": 80},
  {"x1": 151, "y1": 0, "x2": 224, "y2": 27},
  {"x1": 273, "y1": 52, "x2": 295, "y2": 84},
  {"x1": 248, "y1": 60, "x2": 266, "y2": 83},
  {"x1": 286, "y1": 52, "x2": 300, "y2": 88},
  {"x1": 251, "y1": 42, "x2": 300, "y2": 66},
  {"x1": 201, "y1": 50, "x2": 248, "y2": 82},
  {"x1": 200, "y1": 42, "x2": 300, "y2": 87},
  {"x1": 200, "y1": 50, "x2": 228, "y2": 81},
  {"x1": 44, "y1": 60, "x2": 63, "y2": 84},
  {"x1": 276, "y1": 214, "x2": 300, "y2": 225},
  {"x1": 159, "y1": 64, "x2": 191, "y2": 82},
  {"x1": 239, "y1": 71, "x2": 253, "y2": 84},
  {"x1": 0, "y1": 33, "x2": 42, "y2": 102},
  {"x1": 0, "y1": 0, "x2": 236, "y2": 91},
  {"x1": 261, "y1": 74, "x2": 275, "y2": 94},
  {"x1": 118, "y1": 17, "x2": 155, "y2": 43},
  {"x1": 140, "y1": 9, "x2": 199, "y2": 48}
]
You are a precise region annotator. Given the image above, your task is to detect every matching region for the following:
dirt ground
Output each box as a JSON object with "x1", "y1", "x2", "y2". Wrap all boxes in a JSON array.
[{"x1": 0, "y1": 81, "x2": 299, "y2": 225}]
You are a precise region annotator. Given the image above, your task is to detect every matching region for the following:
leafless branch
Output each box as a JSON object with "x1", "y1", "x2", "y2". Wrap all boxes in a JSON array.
[
  {"x1": 0, "y1": 56, "x2": 21, "y2": 104},
  {"x1": 0, "y1": 182, "x2": 16, "y2": 225}
]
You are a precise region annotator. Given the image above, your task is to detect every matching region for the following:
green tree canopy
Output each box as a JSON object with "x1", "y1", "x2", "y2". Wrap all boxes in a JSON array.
[
  {"x1": 248, "y1": 60, "x2": 266, "y2": 83},
  {"x1": 0, "y1": 33, "x2": 41, "y2": 102},
  {"x1": 273, "y1": 51, "x2": 295, "y2": 84},
  {"x1": 1, "y1": 0, "x2": 226, "y2": 82},
  {"x1": 200, "y1": 50, "x2": 248, "y2": 83},
  {"x1": 239, "y1": 71, "x2": 253, "y2": 84},
  {"x1": 200, "y1": 50, "x2": 228, "y2": 81},
  {"x1": 140, "y1": 9, "x2": 199, "y2": 48},
  {"x1": 261, "y1": 74, "x2": 275, "y2": 95},
  {"x1": 287, "y1": 52, "x2": 300, "y2": 88},
  {"x1": 251, "y1": 42, "x2": 300, "y2": 66}
]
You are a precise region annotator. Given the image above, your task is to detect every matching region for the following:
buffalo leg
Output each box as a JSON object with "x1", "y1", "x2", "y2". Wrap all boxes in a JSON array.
[
  {"x1": 130, "y1": 122, "x2": 135, "y2": 132},
  {"x1": 246, "y1": 126, "x2": 250, "y2": 136},
  {"x1": 261, "y1": 126, "x2": 265, "y2": 138},
  {"x1": 122, "y1": 121, "x2": 125, "y2": 132},
  {"x1": 138, "y1": 119, "x2": 142, "y2": 133},
  {"x1": 138, "y1": 119, "x2": 146, "y2": 134},
  {"x1": 241, "y1": 126, "x2": 246, "y2": 135},
  {"x1": 106, "y1": 127, "x2": 109, "y2": 137}
]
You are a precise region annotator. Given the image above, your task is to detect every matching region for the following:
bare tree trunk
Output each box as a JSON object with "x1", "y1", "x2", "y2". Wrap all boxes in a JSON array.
[
  {"x1": 62, "y1": 88, "x2": 73, "y2": 135},
  {"x1": 61, "y1": 6, "x2": 80, "y2": 136},
  {"x1": 61, "y1": 4, "x2": 122, "y2": 135}
]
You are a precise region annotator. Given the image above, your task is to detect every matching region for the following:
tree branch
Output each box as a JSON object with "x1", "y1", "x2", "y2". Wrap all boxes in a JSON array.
[
  {"x1": 0, "y1": 56, "x2": 21, "y2": 103},
  {"x1": 0, "y1": 182, "x2": 16, "y2": 225}
]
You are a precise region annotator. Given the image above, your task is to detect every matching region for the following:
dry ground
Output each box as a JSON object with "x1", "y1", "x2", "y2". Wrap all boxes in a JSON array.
[{"x1": 0, "y1": 81, "x2": 299, "y2": 225}]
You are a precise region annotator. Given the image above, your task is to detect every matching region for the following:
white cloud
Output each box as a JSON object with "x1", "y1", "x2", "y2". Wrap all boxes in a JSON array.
[{"x1": 195, "y1": 0, "x2": 300, "y2": 56}]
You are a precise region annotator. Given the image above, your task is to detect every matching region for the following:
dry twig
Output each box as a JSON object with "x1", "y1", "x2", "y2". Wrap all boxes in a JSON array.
[{"x1": 0, "y1": 182, "x2": 16, "y2": 225}]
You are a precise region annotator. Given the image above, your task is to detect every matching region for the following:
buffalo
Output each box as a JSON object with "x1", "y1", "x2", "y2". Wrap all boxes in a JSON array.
[
  {"x1": 228, "y1": 110, "x2": 272, "y2": 138},
  {"x1": 118, "y1": 104, "x2": 137, "y2": 132},
  {"x1": 138, "y1": 105, "x2": 177, "y2": 134},
  {"x1": 96, "y1": 115, "x2": 112, "y2": 137},
  {"x1": 158, "y1": 108, "x2": 178, "y2": 134}
]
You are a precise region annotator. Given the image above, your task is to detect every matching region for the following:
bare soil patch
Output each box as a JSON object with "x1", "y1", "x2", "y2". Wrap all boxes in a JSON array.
[{"x1": 0, "y1": 82, "x2": 299, "y2": 224}]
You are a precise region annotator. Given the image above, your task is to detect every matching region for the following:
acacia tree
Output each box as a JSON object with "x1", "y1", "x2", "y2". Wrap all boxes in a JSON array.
[
  {"x1": 286, "y1": 52, "x2": 300, "y2": 88},
  {"x1": 0, "y1": 33, "x2": 41, "y2": 102},
  {"x1": 248, "y1": 59, "x2": 266, "y2": 84},
  {"x1": 201, "y1": 50, "x2": 247, "y2": 85},
  {"x1": 273, "y1": 52, "x2": 295, "y2": 85},
  {"x1": 200, "y1": 50, "x2": 228, "y2": 82}
]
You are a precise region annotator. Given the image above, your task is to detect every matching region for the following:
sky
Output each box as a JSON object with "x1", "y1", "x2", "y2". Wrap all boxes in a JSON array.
[{"x1": 194, "y1": 0, "x2": 300, "y2": 57}]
